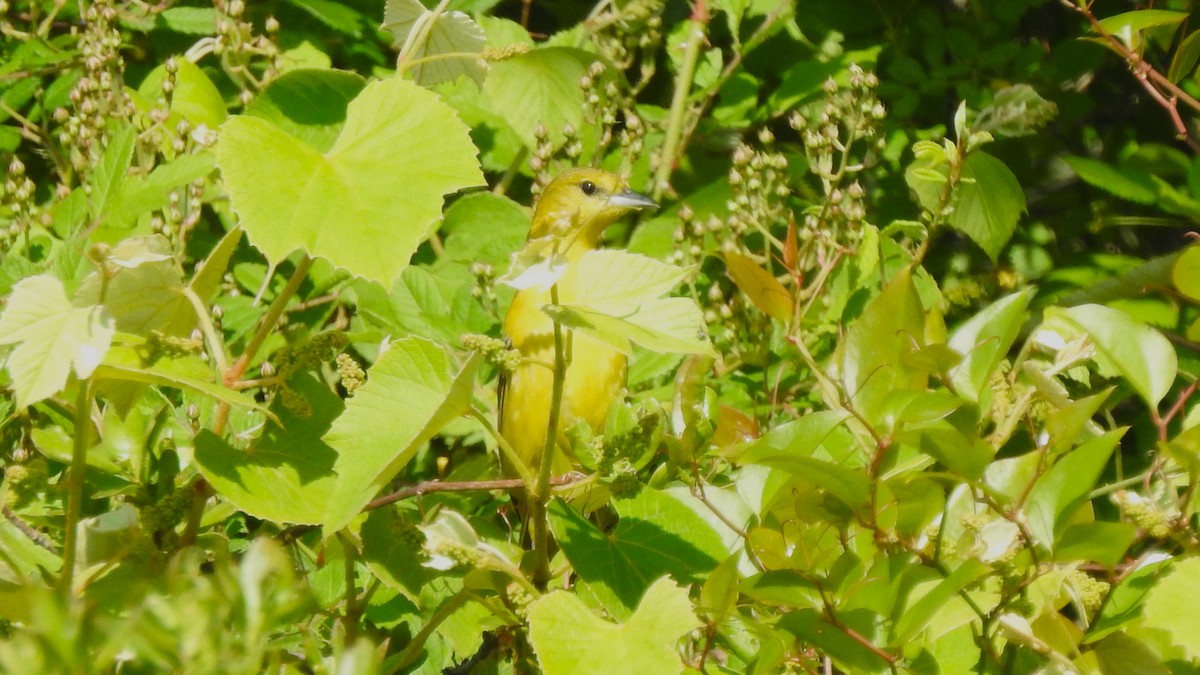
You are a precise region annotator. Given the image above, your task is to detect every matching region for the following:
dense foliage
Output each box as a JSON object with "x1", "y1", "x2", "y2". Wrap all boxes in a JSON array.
[{"x1": 2, "y1": 0, "x2": 1200, "y2": 672}]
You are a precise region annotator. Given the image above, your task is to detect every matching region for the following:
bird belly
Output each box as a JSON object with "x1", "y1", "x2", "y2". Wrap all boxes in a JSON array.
[{"x1": 500, "y1": 322, "x2": 625, "y2": 473}]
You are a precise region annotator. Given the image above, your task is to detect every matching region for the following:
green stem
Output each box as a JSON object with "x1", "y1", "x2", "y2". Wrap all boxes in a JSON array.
[
  {"x1": 396, "y1": 0, "x2": 454, "y2": 73},
  {"x1": 400, "y1": 51, "x2": 486, "y2": 69},
  {"x1": 493, "y1": 146, "x2": 529, "y2": 197},
  {"x1": 395, "y1": 590, "x2": 470, "y2": 669},
  {"x1": 182, "y1": 286, "x2": 228, "y2": 375},
  {"x1": 470, "y1": 408, "x2": 536, "y2": 489},
  {"x1": 60, "y1": 378, "x2": 94, "y2": 593},
  {"x1": 530, "y1": 284, "x2": 568, "y2": 588},
  {"x1": 339, "y1": 533, "x2": 360, "y2": 643},
  {"x1": 652, "y1": 2, "x2": 709, "y2": 200}
]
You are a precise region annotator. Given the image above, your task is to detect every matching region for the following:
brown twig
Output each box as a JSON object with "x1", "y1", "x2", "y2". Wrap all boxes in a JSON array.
[
  {"x1": 366, "y1": 474, "x2": 582, "y2": 510},
  {"x1": 2, "y1": 505, "x2": 57, "y2": 553},
  {"x1": 1061, "y1": 0, "x2": 1200, "y2": 149}
]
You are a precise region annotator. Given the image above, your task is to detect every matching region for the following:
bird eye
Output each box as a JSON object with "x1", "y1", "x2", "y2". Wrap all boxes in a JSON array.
[{"x1": 579, "y1": 180, "x2": 597, "y2": 196}]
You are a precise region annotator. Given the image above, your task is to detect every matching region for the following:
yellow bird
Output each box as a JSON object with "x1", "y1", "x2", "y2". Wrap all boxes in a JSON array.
[{"x1": 500, "y1": 168, "x2": 658, "y2": 476}]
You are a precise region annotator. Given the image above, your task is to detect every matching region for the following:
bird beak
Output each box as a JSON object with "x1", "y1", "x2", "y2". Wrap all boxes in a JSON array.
[{"x1": 608, "y1": 189, "x2": 658, "y2": 210}]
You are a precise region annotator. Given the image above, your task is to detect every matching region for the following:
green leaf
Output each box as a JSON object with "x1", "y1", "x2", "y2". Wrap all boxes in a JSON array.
[
  {"x1": 156, "y1": 7, "x2": 216, "y2": 34},
  {"x1": 321, "y1": 338, "x2": 480, "y2": 533},
  {"x1": 949, "y1": 151, "x2": 1025, "y2": 261},
  {"x1": 723, "y1": 252, "x2": 792, "y2": 323},
  {"x1": 1063, "y1": 156, "x2": 1158, "y2": 204},
  {"x1": 527, "y1": 577, "x2": 700, "y2": 675},
  {"x1": 108, "y1": 152, "x2": 217, "y2": 228},
  {"x1": 1092, "y1": 633, "x2": 1170, "y2": 675},
  {"x1": 1172, "y1": 246, "x2": 1200, "y2": 301},
  {"x1": 361, "y1": 506, "x2": 432, "y2": 602},
  {"x1": 548, "y1": 299, "x2": 712, "y2": 356},
  {"x1": 93, "y1": 347, "x2": 267, "y2": 414},
  {"x1": 778, "y1": 609, "x2": 889, "y2": 673},
  {"x1": 893, "y1": 559, "x2": 989, "y2": 644},
  {"x1": 547, "y1": 250, "x2": 713, "y2": 356},
  {"x1": 1169, "y1": 29, "x2": 1200, "y2": 82},
  {"x1": 75, "y1": 235, "x2": 194, "y2": 337},
  {"x1": 1095, "y1": 10, "x2": 1187, "y2": 52},
  {"x1": 700, "y1": 554, "x2": 740, "y2": 619},
  {"x1": 1047, "y1": 304, "x2": 1178, "y2": 408},
  {"x1": 1058, "y1": 252, "x2": 1178, "y2": 307},
  {"x1": 972, "y1": 84, "x2": 1057, "y2": 138},
  {"x1": 0, "y1": 275, "x2": 114, "y2": 406},
  {"x1": 136, "y1": 60, "x2": 227, "y2": 130},
  {"x1": 89, "y1": 124, "x2": 136, "y2": 224},
  {"x1": 1023, "y1": 429, "x2": 1123, "y2": 550},
  {"x1": 217, "y1": 77, "x2": 484, "y2": 286},
  {"x1": 482, "y1": 47, "x2": 593, "y2": 148},
  {"x1": 839, "y1": 267, "x2": 927, "y2": 426},
  {"x1": 549, "y1": 489, "x2": 724, "y2": 617},
  {"x1": 439, "y1": 191, "x2": 530, "y2": 268},
  {"x1": 194, "y1": 373, "x2": 340, "y2": 525},
  {"x1": 190, "y1": 225, "x2": 244, "y2": 303},
  {"x1": 243, "y1": 69, "x2": 366, "y2": 153},
  {"x1": 1141, "y1": 557, "x2": 1200, "y2": 661},
  {"x1": 383, "y1": 0, "x2": 487, "y2": 86},
  {"x1": 947, "y1": 289, "x2": 1032, "y2": 402},
  {"x1": 1053, "y1": 521, "x2": 1137, "y2": 566},
  {"x1": 286, "y1": 0, "x2": 364, "y2": 36},
  {"x1": 731, "y1": 410, "x2": 852, "y2": 462},
  {"x1": 1091, "y1": 557, "x2": 1170, "y2": 641}
]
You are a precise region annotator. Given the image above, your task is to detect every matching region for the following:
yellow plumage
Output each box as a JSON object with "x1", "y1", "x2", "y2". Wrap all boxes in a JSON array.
[{"x1": 500, "y1": 168, "x2": 657, "y2": 475}]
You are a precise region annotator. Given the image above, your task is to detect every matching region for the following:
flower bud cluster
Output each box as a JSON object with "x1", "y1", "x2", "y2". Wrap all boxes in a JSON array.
[
  {"x1": 0, "y1": 156, "x2": 39, "y2": 245},
  {"x1": 335, "y1": 353, "x2": 366, "y2": 395},
  {"x1": 1066, "y1": 568, "x2": 1110, "y2": 615},
  {"x1": 270, "y1": 332, "x2": 350, "y2": 415},
  {"x1": 593, "y1": 1, "x2": 662, "y2": 77},
  {"x1": 789, "y1": 65, "x2": 885, "y2": 246},
  {"x1": 722, "y1": 131, "x2": 790, "y2": 255},
  {"x1": 3, "y1": 457, "x2": 49, "y2": 509},
  {"x1": 469, "y1": 261, "x2": 498, "y2": 312},
  {"x1": 53, "y1": 0, "x2": 134, "y2": 171},
  {"x1": 461, "y1": 334, "x2": 521, "y2": 375},
  {"x1": 213, "y1": 0, "x2": 283, "y2": 94},
  {"x1": 144, "y1": 331, "x2": 205, "y2": 362},
  {"x1": 1112, "y1": 490, "x2": 1174, "y2": 539},
  {"x1": 390, "y1": 511, "x2": 427, "y2": 549}
]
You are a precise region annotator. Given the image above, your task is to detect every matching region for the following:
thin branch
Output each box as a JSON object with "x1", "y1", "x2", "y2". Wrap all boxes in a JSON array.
[
  {"x1": 3, "y1": 505, "x2": 57, "y2": 553},
  {"x1": 60, "y1": 379, "x2": 94, "y2": 592},
  {"x1": 531, "y1": 283, "x2": 569, "y2": 587}
]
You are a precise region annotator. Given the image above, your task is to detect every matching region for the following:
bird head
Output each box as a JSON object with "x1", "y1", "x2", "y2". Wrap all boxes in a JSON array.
[{"x1": 529, "y1": 168, "x2": 658, "y2": 246}]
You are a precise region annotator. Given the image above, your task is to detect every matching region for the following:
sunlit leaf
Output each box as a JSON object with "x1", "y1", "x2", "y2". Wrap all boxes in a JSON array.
[
  {"x1": 383, "y1": 0, "x2": 487, "y2": 86},
  {"x1": 1047, "y1": 304, "x2": 1177, "y2": 408},
  {"x1": 0, "y1": 275, "x2": 114, "y2": 406},
  {"x1": 723, "y1": 251, "x2": 792, "y2": 323},
  {"x1": 217, "y1": 77, "x2": 484, "y2": 286},
  {"x1": 321, "y1": 338, "x2": 481, "y2": 533},
  {"x1": 527, "y1": 577, "x2": 700, "y2": 675}
]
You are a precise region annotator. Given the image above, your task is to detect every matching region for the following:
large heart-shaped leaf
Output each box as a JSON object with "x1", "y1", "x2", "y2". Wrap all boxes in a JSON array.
[{"x1": 217, "y1": 76, "x2": 484, "y2": 286}]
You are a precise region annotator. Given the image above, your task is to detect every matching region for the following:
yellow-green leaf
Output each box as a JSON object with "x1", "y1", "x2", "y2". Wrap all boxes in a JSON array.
[{"x1": 723, "y1": 251, "x2": 792, "y2": 323}]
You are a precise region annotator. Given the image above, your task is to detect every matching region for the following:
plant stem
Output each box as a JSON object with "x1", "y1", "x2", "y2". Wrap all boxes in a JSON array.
[
  {"x1": 396, "y1": 0, "x2": 454, "y2": 74},
  {"x1": 60, "y1": 378, "x2": 94, "y2": 593},
  {"x1": 183, "y1": 286, "x2": 228, "y2": 375},
  {"x1": 395, "y1": 589, "x2": 470, "y2": 669},
  {"x1": 530, "y1": 283, "x2": 568, "y2": 587},
  {"x1": 215, "y1": 256, "x2": 314, "y2": 435},
  {"x1": 652, "y1": 1, "x2": 708, "y2": 200}
]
